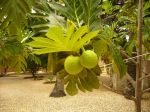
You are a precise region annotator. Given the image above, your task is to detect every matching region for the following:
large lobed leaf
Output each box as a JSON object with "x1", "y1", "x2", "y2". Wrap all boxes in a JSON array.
[
  {"x1": 64, "y1": 69, "x2": 100, "y2": 95},
  {"x1": 49, "y1": 0, "x2": 101, "y2": 30},
  {"x1": 48, "y1": 0, "x2": 82, "y2": 24},
  {"x1": 56, "y1": 68, "x2": 100, "y2": 96},
  {"x1": 79, "y1": 0, "x2": 101, "y2": 29},
  {"x1": 28, "y1": 20, "x2": 99, "y2": 54},
  {"x1": 66, "y1": 76, "x2": 78, "y2": 96}
]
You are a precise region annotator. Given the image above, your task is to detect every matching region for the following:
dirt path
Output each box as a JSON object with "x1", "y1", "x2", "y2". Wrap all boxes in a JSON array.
[{"x1": 0, "y1": 75, "x2": 150, "y2": 112}]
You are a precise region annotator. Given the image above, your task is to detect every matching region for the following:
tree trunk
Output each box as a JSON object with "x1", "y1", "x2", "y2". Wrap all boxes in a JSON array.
[
  {"x1": 48, "y1": 52, "x2": 66, "y2": 97},
  {"x1": 50, "y1": 78, "x2": 66, "y2": 97},
  {"x1": 135, "y1": 0, "x2": 143, "y2": 111},
  {"x1": 0, "y1": 67, "x2": 8, "y2": 76}
]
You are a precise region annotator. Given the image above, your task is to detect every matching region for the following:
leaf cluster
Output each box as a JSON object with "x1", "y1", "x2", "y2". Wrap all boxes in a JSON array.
[
  {"x1": 57, "y1": 68, "x2": 100, "y2": 96},
  {"x1": 28, "y1": 20, "x2": 99, "y2": 54}
]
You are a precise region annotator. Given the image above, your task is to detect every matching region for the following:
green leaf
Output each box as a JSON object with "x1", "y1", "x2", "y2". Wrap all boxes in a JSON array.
[
  {"x1": 28, "y1": 21, "x2": 99, "y2": 54},
  {"x1": 102, "y1": 0, "x2": 112, "y2": 12},
  {"x1": 111, "y1": 45, "x2": 126, "y2": 78},
  {"x1": 30, "y1": 1, "x2": 66, "y2": 33},
  {"x1": 144, "y1": 1, "x2": 150, "y2": 11},
  {"x1": 79, "y1": 77, "x2": 93, "y2": 92},
  {"x1": 124, "y1": 39, "x2": 137, "y2": 56},
  {"x1": 0, "y1": 0, "x2": 34, "y2": 29},
  {"x1": 28, "y1": 54, "x2": 41, "y2": 65},
  {"x1": 49, "y1": 0, "x2": 82, "y2": 24},
  {"x1": 66, "y1": 77, "x2": 78, "y2": 96},
  {"x1": 85, "y1": 70, "x2": 100, "y2": 89},
  {"x1": 77, "y1": 78, "x2": 86, "y2": 92},
  {"x1": 46, "y1": 26, "x2": 65, "y2": 43},
  {"x1": 28, "y1": 37, "x2": 53, "y2": 48},
  {"x1": 49, "y1": 0, "x2": 101, "y2": 30},
  {"x1": 70, "y1": 25, "x2": 89, "y2": 48},
  {"x1": 78, "y1": 68, "x2": 87, "y2": 79},
  {"x1": 66, "y1": 20, "x2": 75, "y2": 41},
  {"x1": 91, "y1": 65, "x2": 101, "y2": 76},
  {"x1": 93, "y1": 39, "x2": 108, "y2": 57},
  {"x1": 112, "y1": 60, "x2": 120, "y2": 75},
  {"x1": 12, "y1": 54, "x2": 28, "y2": 73},
  {"x1": 63, "y1": 75, "x2": 72, "y2": 85},
  {"x1": 75, "y1": 30, "x2": 100, "y2": 50},
  {"x1": 48, "y1": 2, "x2": 68, "y2": 18},
  {"x1": 33, "y1": 48, "x2": 65, "y2": 55},
  {"x1": 79, "y1": 0, "x2": 101, "y2": 29}
]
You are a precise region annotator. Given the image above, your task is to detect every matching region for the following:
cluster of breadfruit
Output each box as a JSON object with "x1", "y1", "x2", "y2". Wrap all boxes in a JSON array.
[{"x1": 64, "y1": 50, "x2": 98, "y2": 75}]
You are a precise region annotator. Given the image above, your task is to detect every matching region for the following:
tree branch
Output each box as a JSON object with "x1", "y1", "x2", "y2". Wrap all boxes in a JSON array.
[
  {"x1": 139, "y1": 73, "x2": 150, "y2": 81},
  {"x1": 142, "y1": 88, "x2": 150, "y2": 94},
  {"x1": 120, "y1": 49, "x2": 137, "y2": 64},
  {"x1": 126, "y1": 73, "x2": 136, "y2": 88}
]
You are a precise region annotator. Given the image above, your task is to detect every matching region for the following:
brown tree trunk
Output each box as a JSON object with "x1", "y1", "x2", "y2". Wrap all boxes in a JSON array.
[
  {"x1": 135, "y1": 0, "x2": 144, "y2": 111},
  {"x1": 48, "y1": 53, "x2": 66, "y2": 97},
  {"x1": 50, "y1": 78, "x2": 66, "y2": 97},
  {"x1": 0, "y1": 67, "x2": 8, "y2": 76}
]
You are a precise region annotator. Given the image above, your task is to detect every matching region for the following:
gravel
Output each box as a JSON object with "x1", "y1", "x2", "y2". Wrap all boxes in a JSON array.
[{"x1": 0, "y1": 75, "x2": 150, "y2": 112}]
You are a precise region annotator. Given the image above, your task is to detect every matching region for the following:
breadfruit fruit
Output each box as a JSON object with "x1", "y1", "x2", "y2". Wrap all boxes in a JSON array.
[
  {"x1": 64, "y1": 55, "x2": 83, "y2": 75},
  {"x1": 80, "y1": 50, "x2": 98, "y2": 69}
]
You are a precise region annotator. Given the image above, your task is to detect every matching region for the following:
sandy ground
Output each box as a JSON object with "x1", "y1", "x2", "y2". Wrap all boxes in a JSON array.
[{"x1": 0, "y1": 75, "x2": 150, "y2": 112}]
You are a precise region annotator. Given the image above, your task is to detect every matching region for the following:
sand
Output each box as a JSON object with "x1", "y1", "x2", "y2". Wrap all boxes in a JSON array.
[{"x1": 0, "y1": 75, "x2": 150, "y2": 112}]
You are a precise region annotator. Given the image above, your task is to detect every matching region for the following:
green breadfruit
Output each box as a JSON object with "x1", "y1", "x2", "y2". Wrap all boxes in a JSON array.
[
  {"x1": 80, "y1": 50, "x2": 98, "y2": 69},
  {"x1": 64, "y1": 55, "x2": 83, "y2": 75}
]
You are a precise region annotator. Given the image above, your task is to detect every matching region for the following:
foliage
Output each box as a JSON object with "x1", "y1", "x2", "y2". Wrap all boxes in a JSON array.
[
  {"x1": 1, "y1": 0, "x2": 148, "y2": 96},
  {"x1": 0, "y1": 0, "x2": 41, "y2": 73},
  {"x1": 0, "y1": 29, "x2": 41, "y2": 73},
  {"x1": 28, "y1": 0, "x2": 128, "y2": 95},
  {"x1": 113, "y1": 0, "x2": 150, "y2": 55},
  {"x1": 49, "y1": 0, "x2": 101, "y2": 29},
  {"x1": 0, "y1": 0, "x2": 35, "y2": 30},
  {"x1": 27, "y1": 20, "x2": 100, "y2": 95},
  {"x1": 143, "y1": 1, "x2": 150, "y2": 51},
  {"x1": 29, "y1": 0, "x2": 65, "y2": 33},
  {"x1": 57, "y1": 68, "x2": 100, "y2": 96},
  {"x1": 93, "y1": 23, "x2": 127, "y2": 78},
  {"x1": 27, "y1": 20, "x2": 99, "y2": 54},
  {"x1": 0, "y1": 30, "x2": 23, "y2": 71}
]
